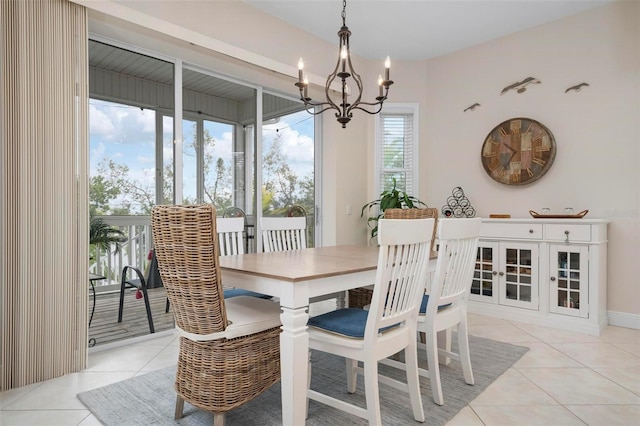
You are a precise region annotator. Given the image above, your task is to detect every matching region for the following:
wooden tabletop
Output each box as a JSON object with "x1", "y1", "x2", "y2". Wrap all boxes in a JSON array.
[{"x1": 219, "y1": 245, "x2": 380, "y2": 283}]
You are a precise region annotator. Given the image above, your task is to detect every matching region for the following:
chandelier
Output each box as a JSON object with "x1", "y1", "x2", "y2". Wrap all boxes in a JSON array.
[{"x1": 295, "y1": 0, "x2": 393, "y2": 128}]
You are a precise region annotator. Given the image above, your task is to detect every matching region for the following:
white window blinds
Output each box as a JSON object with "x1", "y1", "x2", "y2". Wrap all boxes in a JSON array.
[{"x1": 375, "y1": 105, "x2": 418, "y2": 196}]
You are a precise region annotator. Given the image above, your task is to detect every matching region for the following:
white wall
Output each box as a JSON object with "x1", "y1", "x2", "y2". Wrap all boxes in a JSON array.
[
  {"x1": 82, "y1": 1, "x2": 639, "y2": 318},
  {"x1": 416, "y1": 2, "x2": 639, "y2": 318}
]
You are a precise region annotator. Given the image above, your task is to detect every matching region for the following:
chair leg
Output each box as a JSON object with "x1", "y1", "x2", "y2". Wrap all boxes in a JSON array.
[
  {"x1": 165, "y1": 297, "x2": 170, "y2": 313},
  {"x1": 426, "y1": 328, "x2": 444, "y2": 405},
  {"x1": 306, "y1": 352, "x2": 312, "y2": 419},
  {"x1": 345, "y1": 358, "x2": 357, "y2": 394},
  {"x1": 438, "y1": 329, "x2": 452, "y2": 366},
  {"x1": 174, "y1": 395, "x2": 184, "y2": 419},
  {"x1": 140, "y1": 284, "x2": 155, "y2": 334},
  {"x1": 457, "y1": 319, "x2": 474, "y2": 385},
  {"x1": 117, "y1": 274, "x2": 127, "y2": 323},
  {"x1": 213, "y1": 413, "x2": 225, "y2": 426},
  {"x1": 404, "y1": 339, "x2": 425, "y2": 422},
  {"x1": 363, "y1": 358, "x2": 382, "y2": 425}
]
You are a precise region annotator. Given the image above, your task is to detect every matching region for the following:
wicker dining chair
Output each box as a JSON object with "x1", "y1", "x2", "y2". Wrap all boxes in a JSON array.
[
  {"x1": 151, "y1": 204, "x2": 281, "y2": 425},
  {"x1": 348, "y1": 207, "x2": 439, "y2": 309}
]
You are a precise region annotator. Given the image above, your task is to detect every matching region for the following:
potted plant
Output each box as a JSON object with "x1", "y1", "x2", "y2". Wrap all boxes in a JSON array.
[
  {"x1": 360, "y1": 178, "x2": 426, "y2": 239},
  {"x1": 89, "y1": 216, "x2": 125, "y2": 258}
]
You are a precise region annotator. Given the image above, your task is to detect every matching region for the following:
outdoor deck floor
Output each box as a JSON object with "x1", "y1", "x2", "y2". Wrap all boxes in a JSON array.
[{"x1": 89, "y1": 286, "x2": 174, "y2": 347}]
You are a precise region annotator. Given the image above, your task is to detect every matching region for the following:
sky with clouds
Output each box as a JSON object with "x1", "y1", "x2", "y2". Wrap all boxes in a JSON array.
[{"x1": 90, "y1": 99, "x2": 314, "y2": 211}]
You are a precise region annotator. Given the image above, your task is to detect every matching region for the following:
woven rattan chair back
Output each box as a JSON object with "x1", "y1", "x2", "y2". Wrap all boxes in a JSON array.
[
  {"x1": 151, "y1": 204, "x2": 228, "y2": 334},
  {"x1": 384, "y1": 207, "x2": 439, "y2": 257}
]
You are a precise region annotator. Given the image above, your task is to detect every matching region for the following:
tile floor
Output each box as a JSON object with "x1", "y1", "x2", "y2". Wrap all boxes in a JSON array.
[{"x1": 1, "y1": 313, "x2": 639, "y2": 426}]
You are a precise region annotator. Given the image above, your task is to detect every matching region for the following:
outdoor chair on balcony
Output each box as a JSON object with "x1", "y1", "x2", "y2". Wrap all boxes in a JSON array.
[
  {"x1": 151, "y1": 204, "x2": 281, "y2": 425},
  {"x1": 117, "y1": 249, "x2": 164, "y2": 334}
]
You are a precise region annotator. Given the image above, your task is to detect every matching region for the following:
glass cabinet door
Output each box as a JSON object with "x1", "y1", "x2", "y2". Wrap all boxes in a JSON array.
[
  {"x1": 472, "y1": 242, "x2": 499, "y2": 303},
  {"x1": 498, "y1": 243, "x2": 539, "y2": 310},
  {"x1": 549, "y1": 244, "x2": 589, "y2": 318}
]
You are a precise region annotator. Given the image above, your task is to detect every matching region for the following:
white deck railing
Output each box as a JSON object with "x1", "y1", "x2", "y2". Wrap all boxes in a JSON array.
[{"x1": 90, "y1": 215, "x2": 152, "y2": 291}]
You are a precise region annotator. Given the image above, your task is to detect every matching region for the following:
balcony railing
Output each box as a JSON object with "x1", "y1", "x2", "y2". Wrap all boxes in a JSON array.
[{"x1": 90, "y1": 215, "x2": 152, "y2": 292}]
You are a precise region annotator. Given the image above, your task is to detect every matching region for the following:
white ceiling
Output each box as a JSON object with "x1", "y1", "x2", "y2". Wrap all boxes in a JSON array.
[{"x1": 243, "y1": 0, "x2": 612, "y2": 61}]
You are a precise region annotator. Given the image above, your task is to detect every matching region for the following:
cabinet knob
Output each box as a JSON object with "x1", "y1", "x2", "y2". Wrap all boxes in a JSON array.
[
  {"x1": 529, "y1": 229, "x2": 534, "y2": 234},
  {"x1": 498, "y1": 271, "x2": 504, "y2": 276},
  {"x1": 492, "y1": 271, "x2": 498, "y2": 276},
  {"x1": 564, "y1": 230, "x2": 570, "y2": 244},
  {"x1": 550, "y1": 276, "x2": 556, "y2": 281}
]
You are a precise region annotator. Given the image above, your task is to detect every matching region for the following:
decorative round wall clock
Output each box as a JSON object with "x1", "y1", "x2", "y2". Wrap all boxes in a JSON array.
[{"x1": 481, "y1": 117, "x2": 556, "y2": 186}]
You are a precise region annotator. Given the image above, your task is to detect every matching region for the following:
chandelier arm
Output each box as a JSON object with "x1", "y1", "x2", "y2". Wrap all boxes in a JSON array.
[
  {"x1": 304, "y1": 105, "x2": 342, "y2": 115},
  {"x1": 350, "y1": 103, "x2": 385, "y2": 115}
]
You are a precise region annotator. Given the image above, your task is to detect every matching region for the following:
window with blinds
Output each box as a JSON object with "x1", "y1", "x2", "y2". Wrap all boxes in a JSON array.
[{"x1": 375, "y1": 104, "x2": 419, "y2": 196}]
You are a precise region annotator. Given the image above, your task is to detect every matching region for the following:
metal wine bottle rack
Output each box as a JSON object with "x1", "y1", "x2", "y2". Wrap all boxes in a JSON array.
[{"x1": 441, "y1": 187, "x2": 476, "y2": 218}]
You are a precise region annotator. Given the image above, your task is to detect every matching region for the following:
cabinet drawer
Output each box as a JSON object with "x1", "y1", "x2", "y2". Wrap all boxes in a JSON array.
[
  {"x1": 481, "y1": 222, "x2": 543, "y2": 239},
  {"x1": 544, "y1": 224, "x2": 591, "y2": 242}
]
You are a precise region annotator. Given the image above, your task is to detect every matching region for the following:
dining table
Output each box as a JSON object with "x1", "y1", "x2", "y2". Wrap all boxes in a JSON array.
[{"x1": 219, "y1": 244, "x2": 382, "y2": 426}]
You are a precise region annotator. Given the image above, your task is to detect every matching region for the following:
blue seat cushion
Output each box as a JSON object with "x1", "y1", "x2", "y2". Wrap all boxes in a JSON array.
[
  {"x1": 419, "y1": 294, "x2": 451, "y2": 314},
  {"x1": 223, "y1": 288, "x2": 272, "y2": 299},
  {"x1": 308, "y1": 308, "x2": 398, "y2": 338}
]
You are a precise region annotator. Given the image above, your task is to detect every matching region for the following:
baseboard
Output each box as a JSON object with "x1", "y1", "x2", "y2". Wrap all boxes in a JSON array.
[
  {"x1": 607, "y1": 310, "x2": 640, "y2": 330},
  {"x1": 88, "y1": 328, "x2": 176, "y2": 354}
]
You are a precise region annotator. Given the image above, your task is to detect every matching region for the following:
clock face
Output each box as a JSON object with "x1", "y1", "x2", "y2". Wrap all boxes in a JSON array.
[{"x1": 481, "y1": 117, "x2": 556, "y2": 186}]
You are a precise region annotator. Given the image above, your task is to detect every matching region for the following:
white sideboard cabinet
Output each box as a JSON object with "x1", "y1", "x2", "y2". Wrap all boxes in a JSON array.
[{"x1": 469, "y1": 218, "x2": 608, "y2": 335}]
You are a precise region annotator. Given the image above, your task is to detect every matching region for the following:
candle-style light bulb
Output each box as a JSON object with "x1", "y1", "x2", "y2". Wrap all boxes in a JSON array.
[
  {"x1": 340, "y1": 45, "x2": 348, "y2": 73},
  {"x1": 303, "y1": 76, "x2": 309, "y2": 98},
  {"x1": 384, "y1": 56, "x2": 390, "y2": 81},
  {"x1": 298, "y1": 57, "x2": 304, "y2": 82},
  {"x1": 378, "y1": 74, "x2": 384, "y2": 97}
]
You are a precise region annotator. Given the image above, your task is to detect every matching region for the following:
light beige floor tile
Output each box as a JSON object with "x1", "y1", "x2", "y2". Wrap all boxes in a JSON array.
[
  {"x1": 468, "y1": 313, "x2": 511, "y2": 326},
  {"x1": 0, "y1": 382, "x2": 43, "y2": 409},
  {"x1": 611, "y1": 341, "x2": 640, "y2": 357},
  {"x1": 445, "y1": 406, "x2": 484, "y2": 426},
  {"x1": 0, "y1": 409, "x2": 91, "y2": 426},
  {"x1": 86, "y1": 344, "x2": 167, "y2": 372},
  {"x1": 593, "y1": 366, "x2": 640, "y2": 395},
  {"x1": 513, "y1": 342, "x2": 583, "y2": 368},
  {"x1": 468, "y1": 323, "x2": 540, "y2": 343},
  {"x1": 470, "y1": 368, "x2": 557, "y2": 406},
  {"x1": 550, "y1": 342, "x2": 640, "y2": 369},
  {"x1": 565, "y1": 404, "x2": 640, "y2": 426},
  {"x1": 139, "y1": 345, "x2": 179, "y2": 372},
  {"x1": 77, "y1": 413, "x2": 104, "y2": 425},
  {"x1": 597, "y1": 326, "x2": 640, "y2": 344},
  {"x1": 510, "y1": 322, "x2": 601, "y2": 343},
  {"x1": 519, "y1": 367, "x2": 640, "y2": 405},
  {"x1": 472, "y1": 405, "x2": 586, "y2": 426},
  {"x1": 3, "y1": 371, "x2": 134, "y2": 410}
]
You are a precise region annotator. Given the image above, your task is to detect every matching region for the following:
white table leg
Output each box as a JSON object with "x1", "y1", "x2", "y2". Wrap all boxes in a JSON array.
[{"x1": 280, "y1": 305, "x2": 309, "y2": 426}]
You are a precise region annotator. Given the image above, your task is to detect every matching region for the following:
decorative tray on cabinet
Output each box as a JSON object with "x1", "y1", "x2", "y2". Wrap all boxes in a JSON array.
[{"x1": 529, "y1": 209, "x2": 589, "y2": 219}]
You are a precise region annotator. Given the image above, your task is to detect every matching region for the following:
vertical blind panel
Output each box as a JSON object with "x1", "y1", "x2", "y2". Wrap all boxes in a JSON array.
[
  {"x1": 377, "y1": 113, "x2": 414, "y2": 194},
  {"x1": 1, "y1": 0, "x2": 88, "y2": 391}
]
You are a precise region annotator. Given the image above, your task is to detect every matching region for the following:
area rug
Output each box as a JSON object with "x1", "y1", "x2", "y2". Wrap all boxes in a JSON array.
[{"x1": 78, "y1": 335, "x2": 527, "y2": 425}]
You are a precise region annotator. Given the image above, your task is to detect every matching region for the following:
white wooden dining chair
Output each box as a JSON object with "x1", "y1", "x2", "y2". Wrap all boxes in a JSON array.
[
  {"x1": 261, "y1": 216, "x2": 307, "y2": 252},
  {"x1": 381, "y1": 217, "x2": 482, "y2": 406},
  {"x1": 216, "y1": 216, "x2": 271, "y2": 300},
  {"x1": 306, "y1": 218, "x2": 434, "y2": 424},
  {"x1": 217, "y1": 217, "x2": 245, "y2": 256}
]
